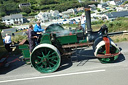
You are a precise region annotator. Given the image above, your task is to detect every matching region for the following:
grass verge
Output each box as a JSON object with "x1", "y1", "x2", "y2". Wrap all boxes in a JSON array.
[{"x1": 110, "y1": 34, "x2": 128, "y2": 43}]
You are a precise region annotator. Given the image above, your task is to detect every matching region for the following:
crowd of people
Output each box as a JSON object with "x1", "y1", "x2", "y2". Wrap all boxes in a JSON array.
[
  {"x1": 3, "y1": 21, "x2": 45, "y2": 54},
  {"x1": 26, "y1": 21, "x2": 45, "y2": 54}
]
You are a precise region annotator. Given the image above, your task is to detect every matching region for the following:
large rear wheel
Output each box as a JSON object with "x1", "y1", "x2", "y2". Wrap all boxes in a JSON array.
[{"x1": 31, "y1": 44, "x2": 61, "y2": 73}]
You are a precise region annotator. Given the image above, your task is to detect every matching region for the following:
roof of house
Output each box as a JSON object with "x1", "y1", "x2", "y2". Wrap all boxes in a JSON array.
[
  {"x1": 11, "y1": 14, "x2": 23, "y2": 19},
  {"x1": 2, "y1": 14, "x2": 23, "y2": 20},
  {"x1": 106, "y1": 11, "x2": 128, "y2": 18},
  {"x1": 2, "y1": 16, "x2": 10, "y2": 20}
]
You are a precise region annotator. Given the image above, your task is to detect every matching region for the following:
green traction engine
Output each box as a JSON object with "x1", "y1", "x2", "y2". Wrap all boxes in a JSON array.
[{"x1": 19, "y1": 7, "x2": 120, "y2": 73}]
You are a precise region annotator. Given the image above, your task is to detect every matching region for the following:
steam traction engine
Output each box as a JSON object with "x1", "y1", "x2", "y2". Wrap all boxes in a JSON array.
[{"x1": 19, "y1": 7, "x2": 120, "y2": 73}]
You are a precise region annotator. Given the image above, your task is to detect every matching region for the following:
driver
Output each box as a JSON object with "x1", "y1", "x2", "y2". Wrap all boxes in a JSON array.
[{"x1": 34, "y1": 21, "x2": 45, "y2": 44}]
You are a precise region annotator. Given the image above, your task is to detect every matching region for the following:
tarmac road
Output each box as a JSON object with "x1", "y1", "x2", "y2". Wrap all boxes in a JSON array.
[{"x1": 0, "y1": 41, "x2": 128, "y2": 85}]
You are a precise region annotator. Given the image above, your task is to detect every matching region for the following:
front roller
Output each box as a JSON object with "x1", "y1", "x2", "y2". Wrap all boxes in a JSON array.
[
  {"x1": 31, "y1": 44, "x2": 61, "y2": 73},
  {"x1": 93, "y1": 36, "x2": 120, "y2": 63}
]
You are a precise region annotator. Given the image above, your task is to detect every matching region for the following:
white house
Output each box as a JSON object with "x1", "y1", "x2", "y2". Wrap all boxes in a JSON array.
[
  {"x1": 116, "y1": 6, "x2": 128, "y2": 11},
  {"x1": 35, "y1": 10, "x2": 60, "y2": 22},
  {"x1": 62, "y1": 8, "x2": 75, "y2": 15},
  {"x1": 107, "y1": 1, "x2": 116, "y2": 5},
  {"x1": 89, "y1": 4, "x2": 97, "y2": 11},
  {"x1": 35, "y1": 12, "x2": 51, "y2": 23},
  {"x1": 97, "y1": 3, "x2": 108, "y2": 9},
  {"x1": 50, "y1": 10, "x2": 60, "y2": 19},
  {"x1": 2, "y1": 14, "x2": 23, "y2": 25}
]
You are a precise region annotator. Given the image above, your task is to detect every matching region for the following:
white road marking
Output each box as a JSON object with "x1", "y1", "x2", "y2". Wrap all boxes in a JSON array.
[{"x1": 0, "y1": 69, "x2": 105, "y2": 83}]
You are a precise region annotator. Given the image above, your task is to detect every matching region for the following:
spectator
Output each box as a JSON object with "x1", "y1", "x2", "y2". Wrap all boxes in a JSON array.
[
  {"x1": 34, "y1": 21, "x2": 44, "y2": 44},
  {"x1": 34, "y1": 21, "x2": 44, "y2": 33},
  {"x1": 26, "y1": 24, "x2": 37, "y2": 54},
  {"x1": 80, "y1": 13, "x2": 86, "y2": 33},
  {"x1": 5, "y1": 33, "x2": 12, "y2": 52}
]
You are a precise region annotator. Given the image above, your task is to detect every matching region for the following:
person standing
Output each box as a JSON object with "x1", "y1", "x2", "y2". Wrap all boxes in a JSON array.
[
  {"x1": 26, "y1": 24, "x2": 37, "y2": 54},
  {"x1": 34, "y1": 21, "x2": 45, "y2": 44},
  {"x1": 80, "y1": 13, "x2": 86, "y2": 33},
  {"x1": 5, "y1": 33, "x2": 12, "y2": 52},
  {"x1": 34, "y1": 21, "x2": 44, "y2": 33}
]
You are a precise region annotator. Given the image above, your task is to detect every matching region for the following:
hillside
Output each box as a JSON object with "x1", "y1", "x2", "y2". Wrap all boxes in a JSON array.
[{"x1": 0, "y1": 0, "x2": 98, "y2": 17}]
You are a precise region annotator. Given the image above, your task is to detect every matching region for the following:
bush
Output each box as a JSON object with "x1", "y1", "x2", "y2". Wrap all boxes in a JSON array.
[
  {"x1": 0, "y1": 12, "x2": 6, "y2": 17},
  {"x1": 20, "y1": 12, "x2": 27, "y2": 16},
  {"x1": 111, "y1": 35, "x2": 128, "y2": 42},
  {"x1": 97, "y1": 8, "x2": 101, "y2": 12},
  {"x1": 92, "y1": 17, "x2": 128, "y2": 33},
  {"x1": 91, "y1": 20, "x2": 104, "y2": 25},
  {"x1": 107, "y1": 22, "x2": 114, "y2": 28}
]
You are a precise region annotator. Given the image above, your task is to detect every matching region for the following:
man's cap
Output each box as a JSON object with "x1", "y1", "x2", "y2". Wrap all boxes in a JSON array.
[{"x1": 37, "y1": 21, "x2": 40, "y2": 24}]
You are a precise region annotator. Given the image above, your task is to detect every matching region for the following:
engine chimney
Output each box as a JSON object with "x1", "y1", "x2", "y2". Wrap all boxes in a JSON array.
[{"x1": 85, "y1": 6, "x2": 92, "y2": 32}]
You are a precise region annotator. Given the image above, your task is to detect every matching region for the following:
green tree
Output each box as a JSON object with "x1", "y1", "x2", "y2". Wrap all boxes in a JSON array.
[
  {"x1": 0, "y1": 4, "x2": 6, "y2": 17},
  {"x1": 38, "y1": 0, "x2": 59, "y2": 5},
  {"x1": 0, "y1": 18, "x2": 6, "y2": 29},
  {"x1": 4, "y1": 3, "x2": 19, "y2": 14},
  {"x1": 0, "y1": 0, "x2": 3, "y2": 4},
  {"x1": 27, "y1": 0, "x2": 37, "y2": 4}
]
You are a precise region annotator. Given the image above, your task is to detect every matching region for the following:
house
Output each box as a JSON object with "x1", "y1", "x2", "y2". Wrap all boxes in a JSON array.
[
  {"x1": 102, "y1": 11, "x2": 128, "y2": 20},
  {"x1": 35, "y1": 12, "x2": 51, "y2": 23},
  {"x1": 107, "y1": 1, "x2": 116, "y2": 5},
  {"x1": 89, "y1": 4, "x2": 97, "y2": 11},
  {"x1": 35, "y1": 10, "x2": 60, "y2": 22},
  {"x1": 2, "y1": 14, "x2": 24, "y2": 25},
  {"x1": 116, "y1": 6, "x2": 128, "y2": 11},
  {"x1": 19, "y1": 3, "x2": 31, "y2": 9},
  {"x1": 62, "y1": 9, "x2": 75, "y2": 15},
  {"x1": 97, "y1": 3, "x2": 108, "y2": 9},
  {"x1": 50, "y1": 10, "x2": 60, "y2": 19}
]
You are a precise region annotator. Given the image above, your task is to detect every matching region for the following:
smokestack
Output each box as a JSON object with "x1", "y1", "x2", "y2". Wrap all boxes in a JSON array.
[{"x1": 85, "y1": 6, "x2": 92, "y2": 32}]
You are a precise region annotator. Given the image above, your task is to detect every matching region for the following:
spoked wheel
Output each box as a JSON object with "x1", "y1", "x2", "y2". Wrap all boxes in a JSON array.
[
  {"x1": 97, "y1": 45, "x2": 119, "y2": 63},
  {"x1": 31, "y1": 44, "x2": 61, "y2": 73}
]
